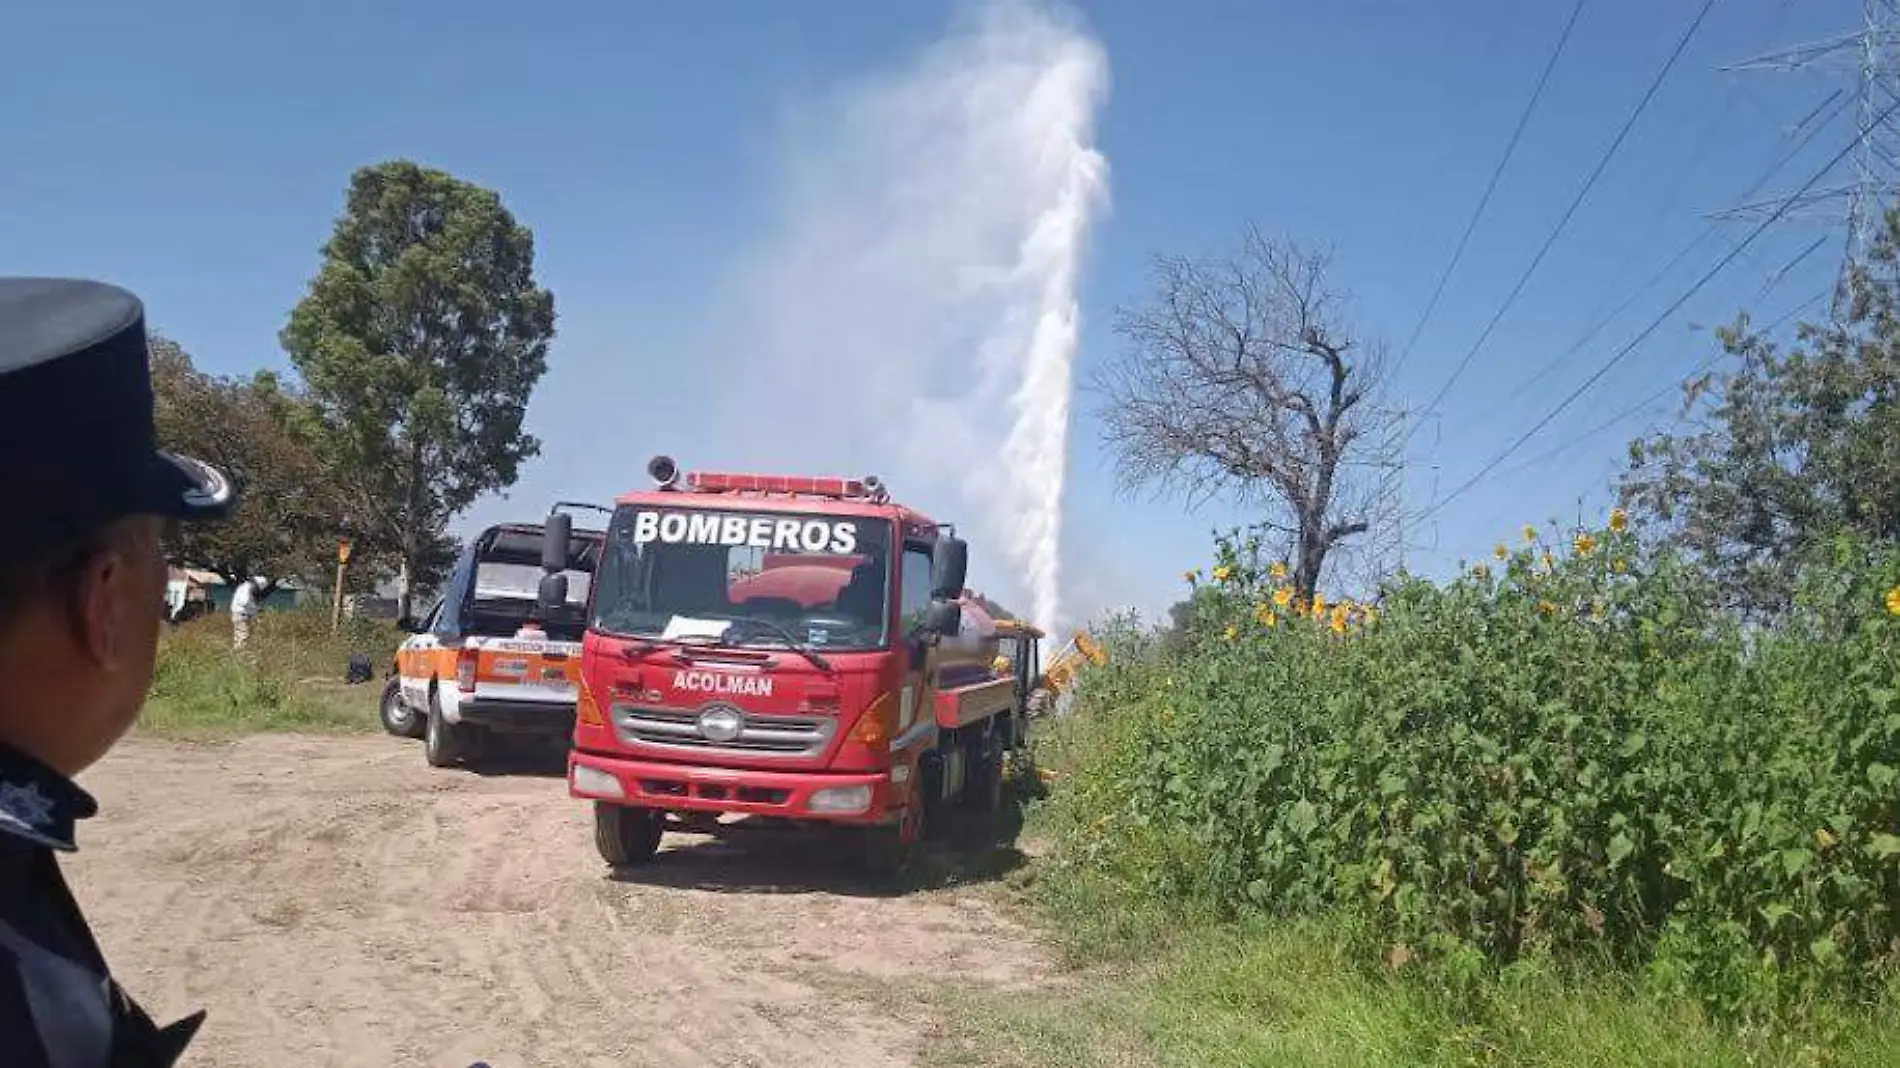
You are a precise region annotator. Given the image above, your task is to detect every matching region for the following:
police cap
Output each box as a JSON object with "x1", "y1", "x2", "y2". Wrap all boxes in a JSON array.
[{"x1": 0, "y1": 278, "x2": 236, "y2": 558}]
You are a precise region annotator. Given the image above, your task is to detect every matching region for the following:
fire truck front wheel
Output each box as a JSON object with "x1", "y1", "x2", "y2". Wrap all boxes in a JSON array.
[
  {"x1": 594, "y1": 803, "x2": 665, "y2": 867},
  {"x1": 959, "y1": 728, "x2": 1005, "y2": 814}
]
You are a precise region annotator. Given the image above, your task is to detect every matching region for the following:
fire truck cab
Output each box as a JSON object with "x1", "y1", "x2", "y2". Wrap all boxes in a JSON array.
[{"x1": 537, "y1": 456, "x2": 1017, "y2": 875}]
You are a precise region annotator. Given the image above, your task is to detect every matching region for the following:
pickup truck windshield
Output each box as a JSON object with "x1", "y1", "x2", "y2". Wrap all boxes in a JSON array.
[{"x1": 590, "y1": 506, "x2": 893, "y2": 651}]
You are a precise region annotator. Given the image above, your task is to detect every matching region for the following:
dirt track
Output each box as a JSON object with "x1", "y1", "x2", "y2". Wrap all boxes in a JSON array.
[{"x1": 65, "y1": 734, "x2": 1049, "y2": 1067}]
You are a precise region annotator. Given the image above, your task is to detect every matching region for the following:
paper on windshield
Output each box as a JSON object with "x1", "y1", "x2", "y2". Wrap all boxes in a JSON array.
[{"x1": 661, "y1": 616, "x2": 733, "y2": 642}]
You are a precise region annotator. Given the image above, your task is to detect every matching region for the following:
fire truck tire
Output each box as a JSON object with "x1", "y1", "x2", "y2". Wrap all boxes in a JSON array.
[
  {"x1": 862, "y1": 798, "x2": 926, "y2": 878},
  {"x1": 594, "y1": 803, "x2": 664, "y2": 866},
  {"x1": 379, "y1": 677, "x2": 425, "y2": 739},
  {"x1": 423, "y1": 689, "x2": 470, "y2": 768},
  {"x1": 959, "y1": 729, "x2": 1005, "y2": 813}
]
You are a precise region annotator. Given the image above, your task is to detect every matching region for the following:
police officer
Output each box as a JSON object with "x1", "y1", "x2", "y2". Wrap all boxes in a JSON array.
[{"x1": 0, "y1": 278, "x2": 237, "y2": 1065}]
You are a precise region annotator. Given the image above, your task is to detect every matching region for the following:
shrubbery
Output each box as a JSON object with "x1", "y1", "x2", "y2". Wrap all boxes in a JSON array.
[
  {"x1": 144, "y1": 606, "x2": 400, "y2": 735},
  {"x1": 1040, "y1": 513, "x2": 1900, "y2": 1024}
]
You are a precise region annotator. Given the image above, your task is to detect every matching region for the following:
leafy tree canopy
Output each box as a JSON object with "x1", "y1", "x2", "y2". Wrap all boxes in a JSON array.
[
  {"x1": 1621, "y1": 209, "x2": 1900, "y2": 618},
  {"x1": 281, "y1": 159, "x2": 556, "y2": 613},
  {"x1": 150, "y1": 335, "x2": 353, "y2": 591}
]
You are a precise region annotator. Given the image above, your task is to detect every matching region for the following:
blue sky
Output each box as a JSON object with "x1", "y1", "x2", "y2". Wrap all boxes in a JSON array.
[{"x1": 0, "y1": 0, "x2": 1860, "y2": 624}]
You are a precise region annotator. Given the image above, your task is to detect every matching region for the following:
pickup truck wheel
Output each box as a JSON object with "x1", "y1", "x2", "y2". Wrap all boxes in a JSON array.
[
  {"x1": 595, "y1": 803, "x2": 664, "y2": 866},
  {"x1": 379, "y1": 677, "x2": 425, "y2": 739},
  {"x1": 423, "y1": 689, "x2": 468, "y2": 768}
]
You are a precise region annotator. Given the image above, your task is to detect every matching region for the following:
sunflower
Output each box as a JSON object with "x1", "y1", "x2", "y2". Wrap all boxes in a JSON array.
[
  {"x1": 1574, "y1": 533, "x2": 1598, "y2": 556},
  {"x1": 1273, "y1": 587, "x2": 1294, "y2": 608},
  {"x1": 1608, "y1": 508, "x2": 1629, "y2": 533},
  {"x1": 1212, "y1": 565, "x2": 1234, "y2": 583},
  {"x1": 1269, "y1": 561, "x2": 1288, "y2": 580}
]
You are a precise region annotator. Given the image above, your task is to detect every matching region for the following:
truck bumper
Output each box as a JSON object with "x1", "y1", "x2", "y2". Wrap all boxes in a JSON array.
[
  {"x1": 567, "y1": 749, "x2": 896, "y2": 826},
  {"x1": 455, "y1": 698, "x2": 576, "y2": 736}
]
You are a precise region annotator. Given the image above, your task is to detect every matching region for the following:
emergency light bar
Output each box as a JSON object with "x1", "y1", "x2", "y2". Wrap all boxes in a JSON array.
[{"x1": 687, "y1": 471, "x2": 882, "y2": 499}]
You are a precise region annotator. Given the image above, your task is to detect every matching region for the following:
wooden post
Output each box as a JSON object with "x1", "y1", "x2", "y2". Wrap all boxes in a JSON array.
[{"x1": 331, "y1": 539, "x2": 353, "y2": 633}]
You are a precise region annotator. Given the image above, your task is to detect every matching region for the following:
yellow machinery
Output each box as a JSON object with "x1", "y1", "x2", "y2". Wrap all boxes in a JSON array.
[{"x1": 992, "y1": 620, "x2": 1106, "y2": 719}]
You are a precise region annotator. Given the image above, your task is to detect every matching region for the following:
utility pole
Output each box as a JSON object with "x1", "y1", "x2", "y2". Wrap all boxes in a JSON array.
[{"x1": 1714, "y1": 0, "x2": 1900, "y2": 317}]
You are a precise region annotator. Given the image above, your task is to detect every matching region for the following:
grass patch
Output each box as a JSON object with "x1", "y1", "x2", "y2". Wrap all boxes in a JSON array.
[
  {"x1": 923, "y1": 894, "x2": 1900, "y2": 1068},
  {"x1": 141, "y1": 607, "x2": 400, "y2": 737}
]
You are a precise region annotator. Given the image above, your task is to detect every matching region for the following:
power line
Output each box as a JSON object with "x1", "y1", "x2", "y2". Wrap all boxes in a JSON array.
[
  {"x1": 1491, "y1": 0, "x2": 1805, "y2": 403},
  {"x1": 1748, "y1": 230, "x2": 1831, "y2": 304},
  {"x1": 1402, "y1": 0, "x2": 1721, "y2": 447},
  {"x1": 1485, "y1": 286, "x2": 1829, "y2": 484},
  {"x1": 1387, "y1": 0, "x2": 1586, "y2": 384},
  {"x1": 1412, "y1": 90, "x2": 1900, "y2": 525},
  {"x1": 1493, "y1": 88, "x2": 1847, "y2": 412}
]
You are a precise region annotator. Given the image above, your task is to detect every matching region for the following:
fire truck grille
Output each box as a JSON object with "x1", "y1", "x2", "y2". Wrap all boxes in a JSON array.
[{"x1": 610, "y1": 706, "x2": 834, "y2": 758}]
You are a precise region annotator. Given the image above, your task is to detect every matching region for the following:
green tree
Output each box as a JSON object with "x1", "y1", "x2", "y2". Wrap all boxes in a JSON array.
[
  {"x1": 149, "y1": 335, "x2": 353, "y2": 591},
  {"x1": 1620, "y1": 210, "x2": 1900, "y2": 618},
  {"x1": 281, "y1": 160, "x2": 556, "y2": 615}
]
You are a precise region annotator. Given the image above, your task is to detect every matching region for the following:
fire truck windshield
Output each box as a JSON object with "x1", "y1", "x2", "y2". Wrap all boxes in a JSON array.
[{"x1": 588, "y1": 505, "x2": 894, "y2": 651}]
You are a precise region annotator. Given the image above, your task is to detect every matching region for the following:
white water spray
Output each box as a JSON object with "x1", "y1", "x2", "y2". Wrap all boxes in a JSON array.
[{"x1": 712, "y1": 0, "x2": 1109, "y2": 636}]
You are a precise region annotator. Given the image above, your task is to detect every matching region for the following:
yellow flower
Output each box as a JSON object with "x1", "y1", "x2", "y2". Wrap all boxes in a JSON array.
[
  {"x1": 1311, "y1": 594, "x2": 1327, "y2": 617},
  {"x1": 1261, "y1": 609, "x2": 1279, "y2": 629},
  {"x1": 1273, "y1": 587, "x2": 1294, "y2": 608},
  {"x1": 1608, "y1": 508, "x2": 1629, "y2": 533},
  {"x1": 1329, "y1": 605, "x2": 1349, "y2": 634},
  {"x1": 1523, "y1": 525, "x2": 1538, "y2": 544},
  {"x1": 1574, "y1": 532, "x2": 1597, "y2": 556},
  {"x1": 1212, "y1": 565, "x2": 1234, "y2": 583},
  {"x1": 1886, "y1": 585, "x2": 1900, "y2": 616},
  {"x1": 1493, "y1": 544, "x2": 1508, "y2": 560},
  {"x1": 1537, "y1": 600, "x2": 1557, "y2": 617},
  {"x1": 1611, "y1": 558, "x2": 1627, "y2": 574},
  {"x1": 1223, "y1": 624, "x2": 1238, "y2": 641},
  {"x1": 1268, "y1": 561, "x2": 1288, "y2": 580},
  {"x1": 1184, "y1": 568, "x2": 1200, "y2": 584},
  {"x1": 1253, "y1": 603, "x2": 1275, "y2": 626}
]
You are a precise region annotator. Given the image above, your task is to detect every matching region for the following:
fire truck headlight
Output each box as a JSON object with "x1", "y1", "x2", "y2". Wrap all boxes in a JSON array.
[
  {"x1": 808, "y1": 784, "x2": 873, "y2": 814},
  {"x1": 571, "y1": 764, "x2": 625, "y2": 800}
]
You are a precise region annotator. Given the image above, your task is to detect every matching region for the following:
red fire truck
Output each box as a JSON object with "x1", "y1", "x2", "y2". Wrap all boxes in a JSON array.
[{"x1": 534, "y1": 456, "x2": 1021, "y2": 875}]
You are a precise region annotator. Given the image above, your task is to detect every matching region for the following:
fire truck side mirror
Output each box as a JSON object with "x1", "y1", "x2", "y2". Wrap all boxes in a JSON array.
[
  {"x1": 922, "y1": 599, "x2": 962, "y2": 638},
  {"x1": 541, "y1": 511, "x2": 573, "y2": 574},
  {"x1": 930, "y1": 534, "x2": 968, "y2": 599},
  {"x1": 536, "y1": 572, "x2": 569, "y2": 617}
]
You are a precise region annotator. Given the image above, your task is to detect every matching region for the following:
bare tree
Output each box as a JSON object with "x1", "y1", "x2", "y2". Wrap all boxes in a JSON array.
[{"x1": 1094, "y1": 226, "x2": 1383, "y2": 599}]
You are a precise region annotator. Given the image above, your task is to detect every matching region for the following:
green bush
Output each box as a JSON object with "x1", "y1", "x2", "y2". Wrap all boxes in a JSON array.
[
  {"x1": 1040, "y1": 516, "x2": 1900, "y2": 1024},
  {"x1": 142, "y1": 605, "x2": 401, "y2": 736}
]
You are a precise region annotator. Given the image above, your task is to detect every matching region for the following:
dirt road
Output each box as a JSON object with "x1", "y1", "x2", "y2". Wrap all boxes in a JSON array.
[{"x1": 65, "y1": 734, "x2": 1050, "y2": 1067}]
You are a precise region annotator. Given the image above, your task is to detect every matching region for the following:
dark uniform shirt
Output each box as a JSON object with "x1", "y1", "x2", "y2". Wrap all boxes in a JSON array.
[{"x1": 0, "y1": 742, "x2": 203, "y2": 1066}]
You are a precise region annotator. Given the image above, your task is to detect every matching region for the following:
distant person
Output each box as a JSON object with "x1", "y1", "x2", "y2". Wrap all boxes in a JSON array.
[
  {"x1": 229, "y1": 575, "x2": 265, "y2": 649},
  {"x1": 0, "y1": 278, "x2": 236, "y2": 1064}
]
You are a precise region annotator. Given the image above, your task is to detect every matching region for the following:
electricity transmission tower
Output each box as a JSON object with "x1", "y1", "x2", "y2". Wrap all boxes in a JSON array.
[
  {"x1": 1716, "y1": 0, "x2": 1900, "y2": 316},
  {"x1": 1358, "y1": 405, "x2": 1434, "y2": 586}
]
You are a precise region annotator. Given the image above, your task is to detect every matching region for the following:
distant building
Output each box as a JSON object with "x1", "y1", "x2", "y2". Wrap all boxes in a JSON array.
[{"x1": 164, "y1": 567, "x2": 308, "y2": 622}]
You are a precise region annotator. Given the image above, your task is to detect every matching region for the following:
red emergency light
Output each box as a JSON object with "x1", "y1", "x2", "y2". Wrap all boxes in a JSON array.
[{"x1": 686, "y1": 470, "x2": 884, "y2": 500}]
